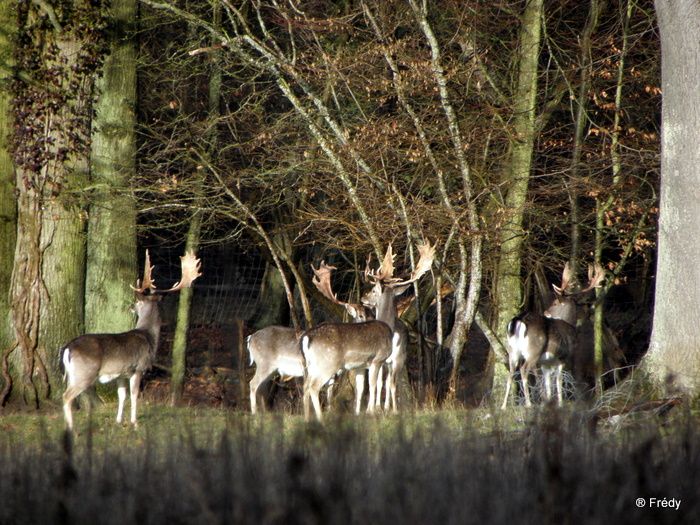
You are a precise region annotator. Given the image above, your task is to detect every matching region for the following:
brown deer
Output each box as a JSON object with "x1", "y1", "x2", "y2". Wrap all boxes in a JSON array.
[
  {"x1": 501, "y1": 263, "x2": 605, "y2": 409},
  {"x1": 362, "y1": 241, "x2": 435, "y2": 411},
  {"x1": 60, "y1": 251, "x2": 201, "y2": 431},
  {"x1": 247, "y1": 326, "x2": 302, "y2": 414},
  {"x1": 301, "y1": 261, "x2": 392, "y2": 422},
  {"x1": 247, "y1": 263, "x2": 371, "y2": 415}
]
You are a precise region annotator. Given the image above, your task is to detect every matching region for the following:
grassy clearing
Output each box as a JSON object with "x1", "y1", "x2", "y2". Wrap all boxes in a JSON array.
[{"x1": 0, "y1": 399, "x2": 697, "y2": 524}]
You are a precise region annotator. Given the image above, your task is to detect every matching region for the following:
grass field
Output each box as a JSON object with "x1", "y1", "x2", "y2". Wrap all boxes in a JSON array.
[{"x1": 0, "y1": 396, "x2": 697, "y2": 524}]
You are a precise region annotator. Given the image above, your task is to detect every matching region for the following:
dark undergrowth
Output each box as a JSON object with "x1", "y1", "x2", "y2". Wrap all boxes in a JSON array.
[{"x1": 0, "y1": 401, "x2": 696, "y2": 525}]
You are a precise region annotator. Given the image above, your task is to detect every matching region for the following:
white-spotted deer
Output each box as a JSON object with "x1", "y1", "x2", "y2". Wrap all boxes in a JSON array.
[
  {"x1": 301, "y1": 261, "x2": 392, "y2": 422},
  {"x1": 362, "y1": 241, "x2": 435, "y2": 411},
  {"x1": 247, "y1": 264, "x2": 371, "y2": 415},
  {"x1": 501, "y1": 263, "x2": 604, "y2": 409},
  {"x1": 60, "y1": 251, "x2": 201, "y2": 431}
]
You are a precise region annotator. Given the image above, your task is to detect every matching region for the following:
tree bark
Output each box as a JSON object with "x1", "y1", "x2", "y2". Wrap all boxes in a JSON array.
[
  {"x1": 494, "y1": 0, "x2": 543, "y2": 400},
  {"x1": 170, "y1": 215, "x2": 201, "y2": 406},
  {"x1": 86, "y1": 0, "x2": 138, "y2": 334},
  {"x1": 5, "y1": 1, "x2": 102, "y2": 406},
  {"x1": 0, "y1": 0, "x2": 17, "y2": 354},
  {"x1": 644, "y1": 0, "x2": 700, "y2": 393}
]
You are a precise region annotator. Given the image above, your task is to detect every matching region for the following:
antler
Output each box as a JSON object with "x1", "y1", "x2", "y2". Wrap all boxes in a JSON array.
[
  {"x1": 552, "y1": 262, "x2": 604, "y2": 295},
  {"x1": 409, "y1": 241, "x2": 436, "y2": 284},
  {"x1": 366, "y1": 241, "x2": 435, "y2": 289},
  {"x1": 365, "y1": 244, "x2": 398, "y2": 283},
  {"x1": 581, "y1": 263, "x2": 605, "y2": 293},
  {"x1": 131, "y1": 250, "x2": 201, "y2": 294},
  {"x1": 167, "y1": 250, "x2": 202, "y2": 292},
  {"x1": 312, "y1": 261, "x2": 368, "y2": 320},
  {"x1": 132, "y1": 250, "x2": 155, "y2": 293},
  {"x1": 552, "y1": 262, "x2": 574, "y2": 295},
  {"x1": 312, "y1": 261, "x2": 343, "y2": 305}
]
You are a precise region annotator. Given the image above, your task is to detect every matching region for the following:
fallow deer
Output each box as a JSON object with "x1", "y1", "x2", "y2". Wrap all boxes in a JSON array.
[
  {"x1": 362, "y1": 241, "x2": 435, "y2": 411},
  {"x1": 247, "y1": 326, "x2": 302, "y2": 414},
  {"x1": 60, "y1": 250, "x2": 201, "y2": 431},
  {"x1": 301, "y1": 261, "x2": 393, "y2": 422},
  {"x1": 247, "y1": 263, "x2": 371, "y2": 415},
  {"x1": 501, "y1": 263, "x2": 605, "y2": 409}
]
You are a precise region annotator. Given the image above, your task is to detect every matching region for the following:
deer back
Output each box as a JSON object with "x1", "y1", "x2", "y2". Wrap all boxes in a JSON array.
[
  {"x1": 247, "y1": 326, "x2": 303, "y2": 378},
  {"x1": 62, "y1": 329, "x2": 156, "y2": 382},
  {"x1": 301, "y1": 320, "x2": 393, "y2": 374}
]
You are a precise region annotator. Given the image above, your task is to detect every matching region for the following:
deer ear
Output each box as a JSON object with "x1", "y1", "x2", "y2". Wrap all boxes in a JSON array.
[{"x1": 345, "y1": 304, "x2": 360, "y2": 319}]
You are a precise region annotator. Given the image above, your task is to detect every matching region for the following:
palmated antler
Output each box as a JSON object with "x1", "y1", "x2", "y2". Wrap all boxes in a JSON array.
[
  {"x1": 552, "y1": 262, "x2": 605, "y2": 296},
  {"x1": 312, "y1": 261, "x2": 367, "y2": 319},
  {"x1": 365, "y1": 241, "x2": 435, "y2": 289},
  {"x1": 132, "y1": 250, "x2": 156, "y2": 293},
  {"x1": 312, "y1": 261, "x2": 342, "y2": 305},
  {"x1": 169, "y1": 251, "x2": 202, "y2": 292},
  {"x1": 582, "y1": 263, "x2": 605, "y2": 293},
  {"x1": 132, "y1": 250, "x2": 201, "y2": 294}
]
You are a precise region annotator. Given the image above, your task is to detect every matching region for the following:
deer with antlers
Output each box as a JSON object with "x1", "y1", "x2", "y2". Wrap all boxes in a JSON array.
[
  {"x1": 362, "y1": 241, "x2": 435, "y2": 411},
  {"x1": 501, "y1": 263, "x2": 605, "y2": 409},
  {"x1": 300, "y1": 261, "x2": 393, "y2": 422},
  {"x1": 247, "y1": 263, "x2": 373, "y2": 415},
  {"x1": 60, "y1": 250, "x2": 201, "y2": 431}
]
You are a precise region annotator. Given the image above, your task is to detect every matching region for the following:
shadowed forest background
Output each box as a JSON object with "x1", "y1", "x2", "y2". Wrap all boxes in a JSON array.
[{"x1": 0, "y1": 0, "x2": 665, "y2": 411}]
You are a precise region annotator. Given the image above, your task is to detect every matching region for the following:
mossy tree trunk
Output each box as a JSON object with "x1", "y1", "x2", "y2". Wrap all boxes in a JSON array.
[
  {"x1": 4, "y1": 1, "x2": 103, "y2": 407},
  {"x1": 0, "y1": 0, "x2": 17, "y2": 356},
  {"x1": 85, "y1": 0, "x2": 138, "y2": 334},
  {"x1": 493, "y1": 0, "x2": 543, "y2": 402}
]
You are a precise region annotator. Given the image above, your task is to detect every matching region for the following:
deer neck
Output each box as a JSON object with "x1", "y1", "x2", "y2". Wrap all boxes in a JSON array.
[
  {"x1": 375, "y1": 290, "x2": 397, "y2": 331},
  {"x1": 135, "y1": 299, "x2": 162, "y2": 351}
]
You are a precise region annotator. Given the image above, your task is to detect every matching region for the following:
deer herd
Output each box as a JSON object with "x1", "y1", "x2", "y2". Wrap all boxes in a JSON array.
[{"x1": 59, "y1": 241, "x2": 618, "y2": 431}]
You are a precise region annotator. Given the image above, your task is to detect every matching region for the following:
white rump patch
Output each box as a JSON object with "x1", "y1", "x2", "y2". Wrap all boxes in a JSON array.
[
  {"x1": 62, "y1": 348, "x2": 75, "y2": 382},
  {"x1": 301, "y1": 335, "x2": 321, "y2": 378},
  {"x1": 508, "y1": 320, "x2": 531, "y2": 360}
]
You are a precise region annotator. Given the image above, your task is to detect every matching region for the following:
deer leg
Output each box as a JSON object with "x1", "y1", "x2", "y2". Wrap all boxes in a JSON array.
[
  {"x1": 367, "y1": 363, "x2": 380, "y2": 414},
  {"x1": 521, "y1": 360, "x2": 536, "y2": 407},
  {"x1": 555, "y1": 362, "x2": 564, "y2": 406},
  {"x1": 375, "y1": 366, "x2": 384, "y2": 410},
  {"x1": 116, "y1": 377, "x2": 128, "y2": 424},
  {"x1": 303, "y1": 382, "x2": 312, "y2": 422},
  {"x1": 129, "y1": 372, "x2": 142, "y2": 427},
  {"x1": 304, "y1": 378, "x2": 324, "y2": 423},
  {"x1": 249, "y1": 371, "x2": 270, "y2": 414},
  {"x1": 390, "y1": 368, "x2": 400, "y2": 412},
  {"x1": 62, "y1": 385, "x2": 84, "y2": 432},
  {"x1": 384, "y1": 365, "x2": 394, "y2": 411},
  {"x1": 353, "y1": 369, "x2": 366, "y2": 415},
  {"x1": 310, "y1": 387, "x2": 323, "y2": 423},
  {"x1": 543, "y1": 366, "x2": 553, "y2": 400},
  {"x1": 501, "y1": 359, "x2": 518, "y2": 410}
]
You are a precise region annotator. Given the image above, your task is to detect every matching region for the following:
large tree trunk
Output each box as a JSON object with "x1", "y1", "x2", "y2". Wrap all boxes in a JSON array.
[
  {"x1": 493, "y1": 0, "x2": 543, "y2": 400},
  {"x1": 5, "y1": 1, "x2": 103, "y2": 406},
  {"x1": 644, "y1": 0, "x2": 700, "y2": 393},
  {"x1": 86, "y1": 0, "x2": 138, "y2": 334},
  {"x1": 0, "y1": 0, "x2": 17, "y2": 354}
]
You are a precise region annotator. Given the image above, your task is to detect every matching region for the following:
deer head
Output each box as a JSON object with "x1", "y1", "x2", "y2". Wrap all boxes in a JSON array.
[
  {"x1": 362, "y1": 241, "x2": 435, "y2": 314},
  {"x1": 545, "y1": 263, "x2": 605, "y2": 326}
]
